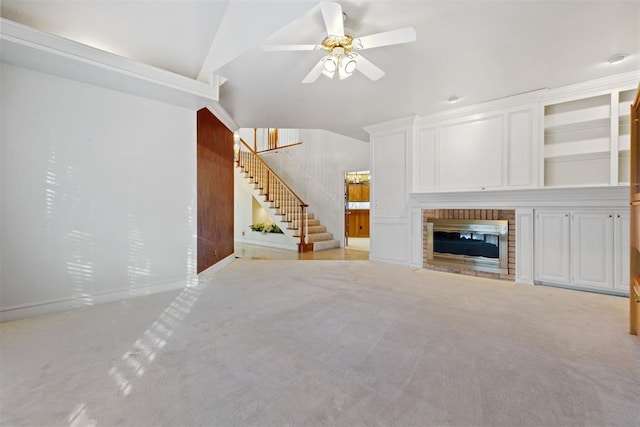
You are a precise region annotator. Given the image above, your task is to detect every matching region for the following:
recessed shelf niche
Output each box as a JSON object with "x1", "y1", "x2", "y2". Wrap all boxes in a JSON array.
[{"x1": 543, "y1": 88, "x2": 637, "y2": 188}]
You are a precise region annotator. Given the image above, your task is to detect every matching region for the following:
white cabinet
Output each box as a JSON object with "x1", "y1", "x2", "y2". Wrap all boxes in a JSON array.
[
  {"x1": 535, "y1": 211, "x2": 571, "y2": 284},
  {"x1": 613, "y1": 212, "x2": 630, "y2": 292},
  {"x1": 413, "y1": 106, "x2": 537, "y2": 193},
  {"x1": 571, "y1": 212, "x2": 614, "y2": 290},
  {"x1": 535, "y1": 209, "x2": 629, "y2": 295}
]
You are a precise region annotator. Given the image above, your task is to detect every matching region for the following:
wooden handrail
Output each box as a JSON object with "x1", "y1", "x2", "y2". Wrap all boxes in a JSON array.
[
  {"x1": 239, "y1": 138, "x2": 308, "y2": 208},
  {"x1": 256, "y1": 141, "x2": 303, "y2": 154}
]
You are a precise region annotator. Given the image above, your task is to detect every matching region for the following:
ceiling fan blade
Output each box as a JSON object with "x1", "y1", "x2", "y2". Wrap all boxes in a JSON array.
[
  {"x1": 302, "y1": 57, "x2": 327, "y2": 84},
  {"x1": 319, "y1": 1, "x2": 344, "y2": 37},
  {"x1": 354, "y1": 27, "x2": 417, "y2": 50},
  {"x1": 354, "y1": 54, "x2": 385, "y2": 81},
  {"x1": 263, "y1": 44, "x2": 320, "y2": 52}
]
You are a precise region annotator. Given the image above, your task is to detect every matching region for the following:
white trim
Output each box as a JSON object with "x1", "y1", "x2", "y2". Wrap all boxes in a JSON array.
[
  {"x1": 543, "y1": 71, "x2": 639, "y2": 105},
  {"x1": 1, "y1": 253, "x2": 235, "y2": 322},
  {"x1": 0, "y1": 277, "x2": 192, "y2": 323},
  {"x1": 515, "y1": 209, "x2": 535, "y2": 285},
  {"x1": 410, "y1": 186, "x2": 628, "y2": 209},
  {"x1": 363, "y1": 115, "x2": 417, "y2": 136},
  {"x1": 207, "y1": 103, "x2": 239, "y2": 132},
  {"x1": 197, "y1": 253, "x2": 235, "y2": 282},
  {"x1": 417, "y1": 91, "x2": 546, "y2": 126},
  {"x1": 0, "y1": 18, "x2": 218, "y2": 109}
]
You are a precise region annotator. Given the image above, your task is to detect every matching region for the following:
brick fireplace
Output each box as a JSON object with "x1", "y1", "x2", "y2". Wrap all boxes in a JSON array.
[{"x1": 423, "y1": 209, "x2": 516, "y2": 280}]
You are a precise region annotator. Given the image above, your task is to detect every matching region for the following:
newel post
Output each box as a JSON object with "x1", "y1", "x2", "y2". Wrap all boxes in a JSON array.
[{"x1": 297, "y1": 204, "x2": 313, "y2": 253}]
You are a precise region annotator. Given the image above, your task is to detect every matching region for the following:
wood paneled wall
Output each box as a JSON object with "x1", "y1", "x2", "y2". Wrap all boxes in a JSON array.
[{"x1": 197, "y1": 108, "x2": 234, "y2": 273}]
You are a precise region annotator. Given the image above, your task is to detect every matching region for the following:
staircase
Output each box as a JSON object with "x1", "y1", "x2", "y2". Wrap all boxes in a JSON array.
[{"x1": 236, "y1": 141, "x2": 340, "y2": 252}]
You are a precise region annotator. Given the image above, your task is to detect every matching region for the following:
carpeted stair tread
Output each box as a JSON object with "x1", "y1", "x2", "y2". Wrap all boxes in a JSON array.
[
  {"x1": 307, "y1": 232, "x2": 334, "y2": 243},
  {"x1": 312, "y1": 239, "x2": 341, "y2": 251}
]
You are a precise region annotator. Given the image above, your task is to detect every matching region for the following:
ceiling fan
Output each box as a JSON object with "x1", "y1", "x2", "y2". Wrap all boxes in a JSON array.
[{"x1": 263, "y1": 1, "x2": 416, "y2": 83}]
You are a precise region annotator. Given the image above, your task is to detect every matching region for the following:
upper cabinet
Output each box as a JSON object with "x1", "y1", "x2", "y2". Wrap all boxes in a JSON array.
[
  {"x1": 413, "y1": 104, "x2": 539, "y2": 193},
  {"x1": 408, "y1": 72, "x2": 638, "y2": 194},
  {"x1": 543, "y1": 87, "x2": 637, "y2": 188}
]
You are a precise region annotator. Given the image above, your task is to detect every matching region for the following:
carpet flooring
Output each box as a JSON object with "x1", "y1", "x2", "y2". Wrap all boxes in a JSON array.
[{"x1": 1, "y1": 259, "x2": 639, "y2": 426}]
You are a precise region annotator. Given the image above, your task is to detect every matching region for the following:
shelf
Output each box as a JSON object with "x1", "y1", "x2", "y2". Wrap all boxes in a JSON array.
[
  {"x1": 544, "y1": 137, "x2": 610, "y2": 159},
  {"x1": 619, "y1": 88, "x2": 637, "y2": 116},
  {"x1": 619, "y1": 136, "x2": 631, "y2": 152},
  {"x1": 544, "y1": 95, "x2": 610, "y2": 130},
  {"x1": 619, "y1": 151, "x2": 630, "y2": 184},
  {"x1": 544, "y1": 117, "x2": 609, "y2": 135},
  {"x1": 544, "y1": 153, "x2": 609, "y2": 188}
]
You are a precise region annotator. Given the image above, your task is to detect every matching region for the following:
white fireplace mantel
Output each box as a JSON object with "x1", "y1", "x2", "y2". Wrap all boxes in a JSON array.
[{"x1": 409, "y1": 186, "x2": 628, "y2": 210}]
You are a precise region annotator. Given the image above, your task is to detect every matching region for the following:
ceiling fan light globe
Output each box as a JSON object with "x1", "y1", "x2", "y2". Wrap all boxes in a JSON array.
[
  {"x1": 324, "y1": 56, "x2": 338, "y2": 72},
  {"x1": 344, "y1": 59, "x2": 357, "y2": 74}
]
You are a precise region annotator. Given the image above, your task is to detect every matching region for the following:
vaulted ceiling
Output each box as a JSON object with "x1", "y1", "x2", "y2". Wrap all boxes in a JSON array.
[{"x1": 2, "y1": 0, "x2": 639, "y2": 140}]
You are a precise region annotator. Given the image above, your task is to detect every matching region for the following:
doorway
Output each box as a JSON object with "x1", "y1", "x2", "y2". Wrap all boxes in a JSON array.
[{"x1": 345, "y1": 170, "x2": 370, "y2": 251}]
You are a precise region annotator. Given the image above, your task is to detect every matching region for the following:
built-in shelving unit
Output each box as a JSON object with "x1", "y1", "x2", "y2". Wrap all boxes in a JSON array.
[
  {"x1": 544, "y1": 94, "x2": 611, "y2": 187},
  {"x1": 543, "y1": 87, "x2": 637, "y2": 188},
  {"x1": 618, "y1": 89, "x2": 635, "y2": 184}
]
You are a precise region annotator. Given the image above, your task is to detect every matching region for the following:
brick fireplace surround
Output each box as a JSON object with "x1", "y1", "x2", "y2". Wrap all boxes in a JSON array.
[{"x1": 423, "y1": 209, "x2": 516, "y2": 281}]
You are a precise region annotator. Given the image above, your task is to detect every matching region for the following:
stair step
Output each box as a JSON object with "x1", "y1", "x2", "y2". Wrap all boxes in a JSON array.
[
  {"x1": 307, "y1": 232, "x2": 334, "y2": 243},
  {"x1": 306, "y1": 225, "x2": 326, "y2": 234},
  {"x1": 277, "y1": 212, "x2": 315, "y2": 220},
  {"x1": 293, "y1": 225, "x2": 327, "y2": 236},
  {"x1": 313, "y1": 239, "x2": 341, "y2": 251}
]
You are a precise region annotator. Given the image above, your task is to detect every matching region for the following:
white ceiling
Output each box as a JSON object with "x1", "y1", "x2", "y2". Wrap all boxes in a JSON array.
[{"x1": 2, "y1": 0, "x2": 639, "y2": 140}]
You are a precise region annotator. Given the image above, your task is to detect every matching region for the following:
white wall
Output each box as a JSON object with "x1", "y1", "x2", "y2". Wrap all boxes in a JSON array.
[
  {"x1": 259, "y1": 129, "x2": 369, "y2": 245},
  {"x1": 0, "y1": 64, "x2": 197, "y2": 321}
]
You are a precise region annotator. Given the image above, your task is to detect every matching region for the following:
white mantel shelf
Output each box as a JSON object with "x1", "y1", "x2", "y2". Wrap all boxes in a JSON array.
[{"x1": 410, "y1": 186, "x2": 629, "y2": 209}]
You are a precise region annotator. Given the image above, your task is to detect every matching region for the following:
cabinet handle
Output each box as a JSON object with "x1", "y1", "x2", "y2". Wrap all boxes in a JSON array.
[{"x1": 609, "y1": 214, "x2": 612, "y2": 218}]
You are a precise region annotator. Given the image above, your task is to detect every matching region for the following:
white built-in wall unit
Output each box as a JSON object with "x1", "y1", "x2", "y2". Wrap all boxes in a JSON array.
[{"x1": 365, "y1": 71, "x2": 637, "y2": 295}]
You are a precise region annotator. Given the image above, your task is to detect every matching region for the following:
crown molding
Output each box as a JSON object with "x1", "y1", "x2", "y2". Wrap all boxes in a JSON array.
[
  {"x1": 363, "y1": 115, "x2": 417, "y2": 136},
  {"x1": 206, "y1": 103, "x2": 239, "y2": 132},
  {"x1": 0, "y1": 18, "x2": 218, "y2": 110},
  {"x1": 417, "y1": 89, "x2": 547, "y2": 127},
  {"x1": 543, "y1": 70, "x2": 640, "y2": 104}
]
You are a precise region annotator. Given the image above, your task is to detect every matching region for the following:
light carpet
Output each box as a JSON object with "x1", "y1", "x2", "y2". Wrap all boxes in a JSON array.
[{"x1": 1, "y1": 260, "x2": 639, "y2": 426}]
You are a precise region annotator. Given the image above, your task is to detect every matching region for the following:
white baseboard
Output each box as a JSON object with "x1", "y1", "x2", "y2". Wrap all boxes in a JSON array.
[
  {"x1": 1, "y1": 254, "x2": 238, "y2": 323},
  {"x1": 197, "y1": 253, "x2": 235, "y2": 282}
]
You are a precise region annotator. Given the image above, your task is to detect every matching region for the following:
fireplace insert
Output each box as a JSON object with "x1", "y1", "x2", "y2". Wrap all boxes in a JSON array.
[{"x1": 426, "y1": 219, "x2": 508, "y2": 274}]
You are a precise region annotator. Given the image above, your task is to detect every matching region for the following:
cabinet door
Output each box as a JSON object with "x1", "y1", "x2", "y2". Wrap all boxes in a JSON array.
[
  {"x1": 535, "y1": 211, "x2": 571, "y2": 284},
  {"x1": 571, "y1": 212, "x2": 614, "y2": 290},
  {"x1": 614, "y1": 212, "x2": 630, "y2": 293}
]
